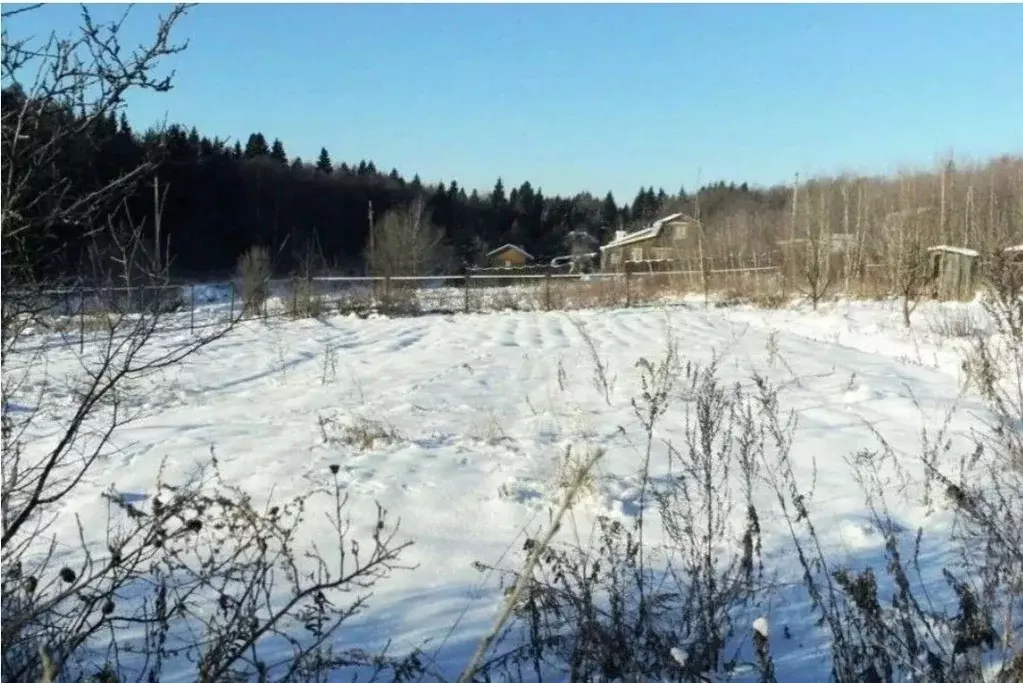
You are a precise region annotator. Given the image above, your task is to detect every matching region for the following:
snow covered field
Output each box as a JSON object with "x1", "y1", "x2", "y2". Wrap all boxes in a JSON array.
[{"x1": 7, "y1": 296, "x2": 1010, "y2": 680}]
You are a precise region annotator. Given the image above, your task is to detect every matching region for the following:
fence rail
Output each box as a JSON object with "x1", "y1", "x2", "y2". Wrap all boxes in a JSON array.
[{"x1": 11, "y1": 260, "x2": 913, "y2": 349}]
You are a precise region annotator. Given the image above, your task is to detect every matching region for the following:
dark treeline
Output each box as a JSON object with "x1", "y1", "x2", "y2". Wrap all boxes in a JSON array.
[{"x1": 4, "y1": 85, "x2": 788, "y2": 281}]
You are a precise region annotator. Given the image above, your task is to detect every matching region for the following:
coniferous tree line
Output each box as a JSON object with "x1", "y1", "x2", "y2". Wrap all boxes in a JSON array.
[
  {"x1": 2, "y1": 84, "x2": 787, "y2": 283},
  {"x1": 9, "y1": 76, "x2": 1018, "y2": 290}
]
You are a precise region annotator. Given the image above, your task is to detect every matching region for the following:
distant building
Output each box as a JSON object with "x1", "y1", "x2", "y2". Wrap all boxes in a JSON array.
[
  {"x1": 599, "y1": 213, "x2": 698, "y2": 272},
  {"x1": 486, "y1": 244, "x2": 534, "y2": 269}
]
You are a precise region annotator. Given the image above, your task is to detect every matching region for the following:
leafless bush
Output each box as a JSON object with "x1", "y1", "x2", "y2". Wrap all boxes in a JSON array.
[
  {"x1": 318, "y1": 414, "x2": 402, "y2": 452},
  {"x1": 1, "y1": 456, "x2": 423, "y2": 683},
  {"x1": 237, "y1": 245, "x2": 272, "y2": 317},
  {"x1": 365, "y1": 198, "x2": 452, "y2": 278},
  {"x1": 928, "y1": 307, "x2": 984, "y2": 339}
]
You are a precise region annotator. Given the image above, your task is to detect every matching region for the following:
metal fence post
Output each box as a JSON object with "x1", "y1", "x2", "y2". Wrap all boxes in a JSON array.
[
  {"x1": 189, "y1": 284, "x2": 196, "y2": 332},
  {"x1": 464, "y1": 270, "x2": 471, "y2": 314},
  {"x1": 230, "y1": 281, "x2": 236, "y2": 320},
  {"x1": 383, "y1": 276, "x2": 391, "y2": 314}
]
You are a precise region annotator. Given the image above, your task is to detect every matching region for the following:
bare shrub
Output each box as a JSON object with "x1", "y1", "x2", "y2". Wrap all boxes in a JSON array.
[
  {"x1": 318, "y1": 414, "x2": 402, "y2": 452},
  {"x1": 928, "y1": 307, "x2": 984, "y2": 339},
  {"x1": 551, "y1": 445, "x2": 599, "y2": 501},
  {"x1": 237, "y1": 245, "x2": 272, "y2": 317},
  {"x1": 289, "y1": 276, "x2": 325, "y2": 319},
  {"x1": 365, "y1": 198, "x2": 452, "y2": 279},
  {"x1": 756, "y1": 256, "x2": 1023, "y2": 681},
  {"x1": 1, "y1": 457, "x2": 422, "y2": 683}
]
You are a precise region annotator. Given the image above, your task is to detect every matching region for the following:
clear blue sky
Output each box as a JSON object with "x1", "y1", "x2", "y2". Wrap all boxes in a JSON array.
[{"x1": 5, "y1": 3, "x2": 1023, "y2": 201}]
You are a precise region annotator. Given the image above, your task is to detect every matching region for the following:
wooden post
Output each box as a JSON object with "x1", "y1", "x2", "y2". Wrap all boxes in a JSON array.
[
  {"x1": 383, "y1": 275, "x2": 391, "y2": 314},
  {"x1": 189, "y1": 284, "x2": 196, "y2": 332},
  {"x1": 544, "y1": 268, "x2": 552, "y2": 311},
  {"x1": 464, "y1": 269, "x2": 471, "y2": 314},
  {"x1": 229, "y1": 281, "x2": 236, "y2": 320}
]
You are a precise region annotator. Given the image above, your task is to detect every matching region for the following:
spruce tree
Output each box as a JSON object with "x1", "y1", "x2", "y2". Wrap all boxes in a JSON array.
[
  {"x1": 491, "y1": 177, "x2": 507, "y2": 207},
  {"x1": 243, "y1": 132, "x2": 269, "y2": 158},
  {"x1": 600, "y1": 191, "x2": 618, "y2": 230},
  {"x1": 315, "y1": 147, "x2": 333, "y2": 174},
  {"x1": 270, "y1": 138, "x2": 287, "y2": 164}
]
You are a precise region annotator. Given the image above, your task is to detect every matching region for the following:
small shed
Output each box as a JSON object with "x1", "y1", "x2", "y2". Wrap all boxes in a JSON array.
[
  {"x1": 927, "y1": 245, "x2": 979, "y2": 301},
  {"x1": 486, "y1": 244, "x2": 534, "y2": 269}
]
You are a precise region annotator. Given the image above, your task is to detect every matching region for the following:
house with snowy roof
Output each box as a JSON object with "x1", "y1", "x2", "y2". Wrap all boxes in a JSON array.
[
  {"x1": 598, "y1": 212, "x2": 698, "y2": 272},
  {"x1": 486, "y1": 244, "x2": 534, "y2": 269}
]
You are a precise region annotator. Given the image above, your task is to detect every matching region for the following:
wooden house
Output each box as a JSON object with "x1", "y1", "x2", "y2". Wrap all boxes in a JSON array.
[
  {"x1": 598, "y1": 213, "x2": 698, "y2": 272},
  {"x1": 486, "y1": 244, "x2": 534, "y2": 269},
  {"x1": 927, "y1": 245, "x2": 979, "y2": 301}
]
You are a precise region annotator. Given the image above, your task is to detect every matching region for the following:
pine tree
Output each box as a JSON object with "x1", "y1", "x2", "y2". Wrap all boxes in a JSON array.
[
  {"x1": 315, "y1": 147, "x2": 333, "y2": 174},
  {"x1": 232, "y1": 141, "x2": 243, "y2": 159},
  {"x1": 270, "y1": 138, "x2": 287, "y2": 164}
]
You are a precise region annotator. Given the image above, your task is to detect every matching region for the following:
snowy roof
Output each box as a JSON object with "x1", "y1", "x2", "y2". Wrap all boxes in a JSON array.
[
  {"x1": 599, "y1": 212, "x2": 690, "y2": 251},
  {"x1": 486, "y1": 243, "x2": 534, "y2": 260},
  {"x1": 927, "y1": 245, "x2": 979, "y2": 257}
]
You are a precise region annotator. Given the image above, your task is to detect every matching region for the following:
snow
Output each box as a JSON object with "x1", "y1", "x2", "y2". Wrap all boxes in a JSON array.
[
  {"x1": 927, "y1": 244, "x2": 980, "y2": 257},
  {"x1": 7, "y1": 296, "x2": 1005, "y2": 681}
]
